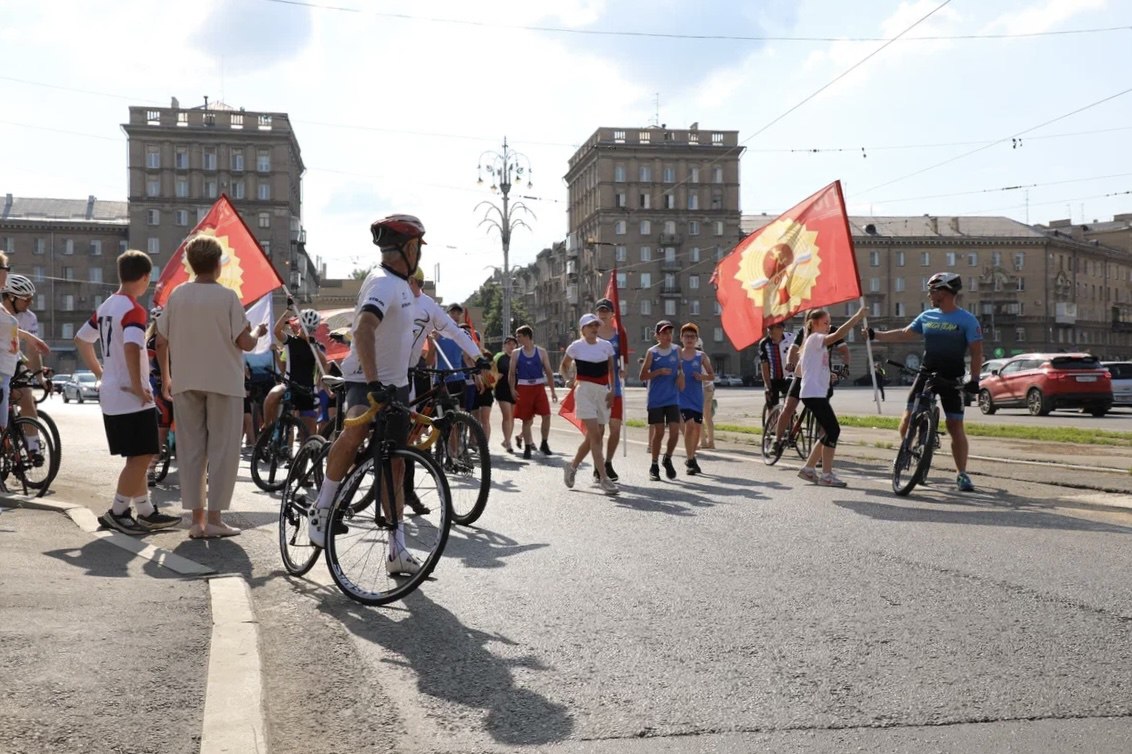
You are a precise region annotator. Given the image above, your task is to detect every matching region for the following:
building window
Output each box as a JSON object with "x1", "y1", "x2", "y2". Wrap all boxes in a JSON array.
[
  {"x1": 233, "y1": 180, "x2": 246, "y2": 200},
  {"x1": 664, "y1": 299, "x2": 676, "y2": 316},
  {"x1": 615, "y1": 245, "x2": 626, "y2": 262},
  {"x1": 640, "y1": 246, "x2": 651, "y2": 262},
  {"x1": 617, "y1": 272, "x2": 627, "y2": 289},
  {"x1": 969, "y1": 276, "x2": 978, "y2": 292},
  {"x1": 197, "y1": 207, "x2": 209, "y2": 222},
  {"x1": 689, "y1": 274, "x2": 699, "y2": 289},
  {"x1": 663, "y1": 220, "x2": 676, "y2": 234},
  {"x1": 148, "y1": 238, "x2": 160, "y2": 255},
  {"x1": 145, "y1": 146, "x2": 160, "y2": 169},
  {"x1": 714, "y1": 327, "x2": 723, "y2": 342},
  {"x1": 146, "y1": 209, "x2": 160, "y2": 225},
  {"x1": 688, "y1": 194, "x2": 699, "y2": 210},
  {"x1": 689, "y1": 221, "x2": 700, "y2": 236},
  {"x1": 640, "y1": 272, "x2": 652, "y2": 289},
  {"x1": 895, "y1": 250, "x2": 905, "y2": 267},
  {"x1": 175, "y1": 178, "x2": 189, "y2": 198},
  {"x1": 231, "y1": 149, "x2": 245, "y2": 172},
  {"x1": 894, "y1": 277, "x2": 905, "y2": 292},
  {"x1": 174, "y1": 148, "x2": 189, "y2": 169},
  {"x1": 895, "y1": 301, "x2": 905, "y2": 317},
  {"x1": 262, "y1": 241, "x2": 270, "y2": 256},
  {"x1": 946, "y1": 251, "x2": 957, "y2": 267},
  {"x1": 205, "y1": 180, "x2": 218, "y2": 199},
  {"x1": 145, "y1": 178, "x2": 160, "y2": 197},
  {"x1": 869, "y1": 277, "x2": 880, "y2": 292},
  {"x1": 61, "y1": 322, "x2": 74, "y2": 339},
  {"x1": 968, "y1": 252, "x2": 978, "y2": 266},
  {"x1": 257, "y1": 114, "x2": 273, "y2": 130},
  {"x1": 619, "y1": 300, "x2": 627, "y2": 316},
  {"x1": 639, "y1": 165, "x2": 652, "y2": 182},
  {"x1": 714, "y1": 221, "x2": 724, "y2": 236},
  {"x1": 871, "y1": 302, "x2": 882, "y2": 317},
  {"x1": 992, "y1": 251, "x2": 1002, "y2": 267},
  {"x1": 712, "y1": 166, "x2": 723, "y2": 183},
  {"x1": 689, "y1": 300, "x2": 700, "y2": 315},
  {"x1": 258, "y1": 212, "x2": 270, "y2": 229},
  {"x1": 89, "y1": 240, "x2": 102, "y2": 256},
  {"x1": 689, "y1": 166, "x2": 700, "y2": 183},
  {"x1": 203, "y1": 148, "x2": 217, "y2": 171},
  {"x1": 34, "y1": 238, "x2": 46, "y2": 255},
  {"x1": 175, "y1": 209, "x2": 189, "y2": 226},
  {"x1": 64, "y1": 239, "x2": 74, "y2": 255},
  {"x1": 615, "y1": 221, "x2": 626, "y2": 235},
  {"x1": 640, "y1": 299, "x2": 651, "y2": 315},
  {"x1": 614, "y1": 192, "x2": 626, "y2": 208},
  {"x1": 1015, "y1": 327, "x2": 1026, "y2": 342},
  {"x1": 146, "y1": 110, "x2": 161, "y2": 125},
  {"x1": 640, "y1": 220, "x2": 651, "y2": 235},
  {"x1": 32, "y1": 266, "x2": 44, "y2": 282},
  {"x1": 613, "y1": 130, "x2": 626, "y2": 143},
  {"x1": 257, "y1": 182, "x2": 270, "y2": 200},
  {"x1": 119, "y1": 240, "x2": 128, "y2": 253},
  {"x1": 1016, "y1": 277, "x2": 1025, "y2": 292},
  {"x1": 89, "y1": 267, "x2": 103, "y2": 284},
  {"x1": 1013, "y1": 252, "x2": 1025, "y2": 270},
  {"x1": 716, "y1": 246, "x2": 725, "y2": 261},
  {"x1": 664, "y1": 194, "x2": 675, "y2": 209},
  {"x1": 921, "y1": 251, "x2": 931, "y2": 266},
  {"x1": 257, "y1": 150, "x2": 271, "y2": 172},
  {"x1": 642, "y1": 325, "x2": 653, "y2": 342},
  {"x1": 713, "y1": 301, "x2": 721, "y2": 316},
  {"x1": 614, "y1": 165, "x2": 626, "y2": 182},
  {"x1": 663, "y1": 166, "x2": 675, "y2": 183},
  {"x1": 35, "y1": 294, "x2": 45, "y2": 310},
  {"x1": 639, "y1": 193, "x2": 650, "y2": 209},
  {"x1": 869, "y1": 250, "x2": 880, "y2": 267},
  {"x1": 63, "y1": 267, "x2": 75, "y2": 282},
  {"x1": 691, "y1": 246, "x2": 700, "y2": 262}
]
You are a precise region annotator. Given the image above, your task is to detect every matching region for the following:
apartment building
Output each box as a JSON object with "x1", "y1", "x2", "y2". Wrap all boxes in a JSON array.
[
  {"x1": 563, "y1": 125, "x2": 747, "y2": 376},
  {"x1": 0, "y1": 194, "x2": 129, "y2": 370},
  {"x1": 121, "y1": 100, "x2": 319, "y2": 304}
]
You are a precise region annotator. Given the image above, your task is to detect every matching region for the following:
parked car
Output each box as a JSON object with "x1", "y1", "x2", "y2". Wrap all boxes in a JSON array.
[
  {"x1": 961, "y1": 357, "x2": 1010, "y2": 406},
  {"x1": 717, "y1": 374, "x2": 743, "y2": 387},
  {"x1": 552, "y1": 372, "x2": 565, "y2": 388},
  {"x1": 50, "y1": 373, "x2": 72, "y2": 395},
  {"x1": 62, "y1": 371, "x2": 100, "y2": 403},
  {"x1": 1103, "y1": 361, "x2": 1132, "y2": 407},
  {"x1": 977, "y1": 352, "x2": 1112, "y2": 417}
]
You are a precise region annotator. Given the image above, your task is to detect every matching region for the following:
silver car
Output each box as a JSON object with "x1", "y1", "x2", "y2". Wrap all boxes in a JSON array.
[
  {"x1": 1103, "y1": 362, "x2": 1132, "y2": 407},
  {"x1": 62, "y1": 371, "x2": 100, "y2": 403}
]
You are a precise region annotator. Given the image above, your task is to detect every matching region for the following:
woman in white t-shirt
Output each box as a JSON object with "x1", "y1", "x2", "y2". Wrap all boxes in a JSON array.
[
  {"x1": 558, "y1": 313, "x2": 618, "y2": 496},
  {"x1": 795, "y1": 306, "x2": 866, "y2": 487}
]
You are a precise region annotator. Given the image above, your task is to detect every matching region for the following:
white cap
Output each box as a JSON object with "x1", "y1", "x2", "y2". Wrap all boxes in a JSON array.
[{"x1": 578, "y1": 313, "x2": 600, "y2": 329}]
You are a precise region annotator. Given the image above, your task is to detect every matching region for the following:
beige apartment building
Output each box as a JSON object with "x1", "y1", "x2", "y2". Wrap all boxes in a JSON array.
[
  {"x1": 563, "y1": 125, "x2": 747, "y2": 377},
  {"x1": 0, "y1": 195, "x2": 130, "y2": 371},
  {"x1": 121, "y1": 100, "x2": 320, "y2": 304}
]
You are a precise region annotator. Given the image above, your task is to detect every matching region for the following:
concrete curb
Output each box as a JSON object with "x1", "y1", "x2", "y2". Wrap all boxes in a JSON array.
[{"x1": 202, "y1": 575, "x2": 267, "y2": 754}]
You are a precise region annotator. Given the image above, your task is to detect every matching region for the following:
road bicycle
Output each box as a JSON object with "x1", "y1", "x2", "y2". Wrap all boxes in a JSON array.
[
  {"x1": 323, "y1": 388, "x2": 451, "y2": 605},
  {"x1": 889, "y1": 360, "x2": 962, "y2": 496},
  {"x1": 4, "y1": 369, "x2": 61, "y2": 494},
  {"x1": 152, "y1": 427, "x2": 176, "y2": 484},
  {"x1": 761, "y1": 401, "x2": 816, "y2": 465},
  {"x1": 10, "y1": 366, "x2": 61, "y2": 464},
  {"x1": 251, "y1": 375, "x2": 313, "y2": 492}
]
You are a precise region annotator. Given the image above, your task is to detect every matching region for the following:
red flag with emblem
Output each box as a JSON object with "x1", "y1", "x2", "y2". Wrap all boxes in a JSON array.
[
  {"x1": 711, "y1": 181, "x2": 861, "y2": 350},
  {"x1": 152, "y1": 194, "x2": 285, "y2": 307},
  {"x1": 604, "y1": 268, "x2": 630, "y2": 368}
]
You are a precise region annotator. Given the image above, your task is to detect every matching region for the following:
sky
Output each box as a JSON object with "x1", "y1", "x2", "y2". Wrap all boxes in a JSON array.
[{"x1": 2, "y1": 0, "x2": 1131, "y2": 303}]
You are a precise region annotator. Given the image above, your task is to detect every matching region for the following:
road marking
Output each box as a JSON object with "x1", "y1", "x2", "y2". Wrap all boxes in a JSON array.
[
  {"x1": 201, "y1": 575, "x2": 267, "y2": 754},
  {"x1": 1059, "y1": 492, "x2": 1132, "y2": 510}
]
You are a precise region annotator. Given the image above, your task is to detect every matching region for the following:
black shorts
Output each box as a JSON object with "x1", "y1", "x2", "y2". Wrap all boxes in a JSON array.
[
  {"x1": 290, "y1": 387, "x2": 317, "y2": 413},
  {"x1": 494, "y1": 383, "x2": 515, "y2": 403},
  {"x1": 103, "y1": 408, "x2": 160, "y2": 457},
  {"x1": 647, "y1": 404, "x2": 681, "y2": 425},
  {"x1": 907, "y1": 374, "x2": 965, "y2": 419},
  {"x1": 345, "y1": 383, "x2": 410, "y2": 447},
  {"x1": 787, "y1": 377, "x2": 802, "y2": 400},
  {"x1": 475, "y1": 387, "x2": 494, "y2": 409},
  {"x1": 680, "y1": 408, "x2": 703, "y2": 424},
  {"x1": 765, "y1": 378, "x2": 792, "y2": 405}
]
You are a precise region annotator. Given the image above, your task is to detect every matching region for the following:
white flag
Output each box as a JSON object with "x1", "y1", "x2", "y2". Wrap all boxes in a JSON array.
[{"x1": 245, "y1": 294, "x2": 273, "y2": 354}]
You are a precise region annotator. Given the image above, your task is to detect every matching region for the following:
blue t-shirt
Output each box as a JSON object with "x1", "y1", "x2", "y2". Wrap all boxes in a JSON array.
[
  {"x1": 436, "y1": 336, "x2": 467, "y2": 384},
  {"x1": 910, "y1": 307, "x2": 982, "y2": 378},
  {"x1": 677, "y1": 350, "x2": 704, "y2": 413},
  {"x1": 603, "y1": 331, "x2": 622, "y2": 397},
  {"x1": 646, "y1": 345, "x2": 680, "y2": 408}
]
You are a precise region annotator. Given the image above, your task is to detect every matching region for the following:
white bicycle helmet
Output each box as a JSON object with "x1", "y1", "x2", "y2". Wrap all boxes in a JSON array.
[
  {"x1": 149, "y1": 305, "x2": 163, "y2": 319},
  {"x1": 927, "y1": 271, "x2": 962, "y2": 293},
  {"x1": 300, "y1": 308, "x2": 321, "y2": 331},
  {"x1": 4, "y1": 274, "x2": 36, "y2": 298}
]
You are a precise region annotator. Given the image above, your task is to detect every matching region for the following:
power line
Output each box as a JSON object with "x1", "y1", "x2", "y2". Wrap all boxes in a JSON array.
[
  {"x1": 871, "y1": 171, "x2": 1132, "y2": 205},
  {"x1": 257, "y1": 0, "x2": 1131, "y2": 43}
]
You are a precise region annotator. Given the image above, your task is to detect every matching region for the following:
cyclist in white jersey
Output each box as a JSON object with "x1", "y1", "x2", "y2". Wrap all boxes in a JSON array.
[{"x1": 2, "y1": 275, "x2": 51, "y2": 454}]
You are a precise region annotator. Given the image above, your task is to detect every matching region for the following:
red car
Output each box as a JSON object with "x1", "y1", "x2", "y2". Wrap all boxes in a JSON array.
[{"x1": 977, "y1": 352, "x2": 1112, "y2": 417}]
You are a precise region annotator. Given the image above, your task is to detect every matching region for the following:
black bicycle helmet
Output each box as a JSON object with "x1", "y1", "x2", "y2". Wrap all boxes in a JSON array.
[
  {"x1": 370, "y1": 214, "x2": 426, "y2": 249},
  {"x1": 927, "y1": 271, "x2": 962, "y2": 293}
]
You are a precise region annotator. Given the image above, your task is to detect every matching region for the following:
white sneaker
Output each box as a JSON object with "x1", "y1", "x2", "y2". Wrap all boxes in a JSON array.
[
  {"x1": 599, "y1": 478, "x2": 619, "y2": 496},
  {"x1": 563, "y1": 463, "x2": 576, "y2": 489},
  {"x1": 386, "y1": 548, "x2": 422, "y2": 576},
  {"x1": 818, "y1": 473, "x2": 847, "y2": 488},
  {"x1": 797, "y1": 467, "x2": 818, "y2": 483},
  {"x1": 308, "y1": 506, "x2": 330, "y2": 548}
]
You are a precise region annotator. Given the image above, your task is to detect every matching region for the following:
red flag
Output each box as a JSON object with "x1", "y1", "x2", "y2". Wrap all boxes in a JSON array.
[
  {"x1": 153, "y1": 194, "x2": 285, "y2": 307},
  {"x1": 711, "y1": 181, "x2": 861, "y2": 350},
  {"x1": 604, "y1": 269, "x2": 630, "y2": 368},
  {"x1": 557, "y1": 387, "x2": 585, "y2": 433}
]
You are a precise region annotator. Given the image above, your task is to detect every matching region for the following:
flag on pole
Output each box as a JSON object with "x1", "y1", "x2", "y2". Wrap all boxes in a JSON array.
[
  {"x1": 153, "y1": 194, "x2": 286, "y2": 307},
  {"x1": 711, "y1": 181, "x2": 861, "y2": 350},
  {"x1": 244, "y1": 294, "x2": 274, "y2": 355}
]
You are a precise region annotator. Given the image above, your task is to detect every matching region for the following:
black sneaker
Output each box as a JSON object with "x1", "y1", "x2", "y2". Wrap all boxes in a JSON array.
[
  {"x1": 649, "y1": 462, "x2": 661, "y2": 481},
  {"x1": 687, "y1": 458, "x2": 702, "y2": 476},
  {"x1": 605, "y1": 461, "x2": 618, "y2": 482},
  {"x1": 137, "y1": 509, "x2": 182, "y2": 531},
  {"x1": 523, "y1": 444, "x2": 532, "y2": 460},
  {"x1": 405, "y1": 492, "x2": 430, "y2": 516},
  {"x1": 593, "y1": 469, "x2": 600, "y2": 482},
  {"x1": 662, "y1": 456, "x2": 677, "y2": 479},
  {"x1": 540, "y1": 440, "x2": 552, "y2": 456},
  {"x1": 97, "y1": 509, "x2": 148, "y2": 535}
]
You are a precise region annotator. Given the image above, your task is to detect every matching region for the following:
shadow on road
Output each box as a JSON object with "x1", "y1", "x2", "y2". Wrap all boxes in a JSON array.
[
  {"x1": 443, "y1": 525, "x2": 549, "y2": 569},
  {"x1": 319, "y1": 590, "x2": 574, "y2": 747}
]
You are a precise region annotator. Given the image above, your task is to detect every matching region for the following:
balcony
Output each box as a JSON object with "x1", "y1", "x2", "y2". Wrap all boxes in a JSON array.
[
  {"x1": 1055, "y1": 301, "x2": 1076, "y2": 325},
  {"x1": 658, "y1": 233, "x2": 681, "y2": 245},
  {"x1": 660, "y1": 258, "x2": 681, "y2": 271},
  {"x1": 659, "y1": 284, "x2": 682, "y2": 297}
]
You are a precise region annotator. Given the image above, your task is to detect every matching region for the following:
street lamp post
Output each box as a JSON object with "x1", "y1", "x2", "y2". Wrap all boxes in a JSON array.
[{"x1": 477, "y1": 138, "x2": 534, "y2": 343}]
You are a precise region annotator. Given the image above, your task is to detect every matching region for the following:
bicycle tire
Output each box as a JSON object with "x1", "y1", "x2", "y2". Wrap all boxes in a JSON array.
[
  {"x1": 279, "y1": 436, "x2": 327, "y2": 576},
  {"x1": 251, "y1": 416, "x2": 305, "y2": 492},
  {"x1": 32, "y1": 410, "x2": 62, "y2": 470},
  {"x1": 892, "y1": 411, "x2": 933, "y2": 496},
  {"x1": 913, "y1": 410, "x2": 937, "y2": 485},
  {"x1": 153, "y1": 432, "x2": 173, "y2": 483},
  {"x1": 10, "y1": 417, "x2": 57, "y2": 495},
  {"x1": 794, "y1": 408, "x2": 814, "y2": 460},
  {"x1": 325, "y1": 446, "x2": 452, "y2": 606},
  {"x1": 761, "y1": 404, "x2": 785, "y2": 465},
  {"x1": 438, "y1": 411, "x2": 490, "y2": 526}
]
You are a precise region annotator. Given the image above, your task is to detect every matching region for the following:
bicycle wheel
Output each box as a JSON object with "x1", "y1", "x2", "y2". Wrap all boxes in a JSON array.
[
  {"x1": 153, "y1": 432, "x2": 173, "y2": 483},
  {"x1": 11, "y1": 417, "x2": 57, "y2": 495},
  {"x1": 31, "y1": 410, "x2": 62, "y2": 466},
  {"x1": 251, "y1": 416, "x2": 305, "y2": 492},
  {"x1": 761, "y1": 404, "x2": 785, "y2": 465},
  {"x1": 438, "y1": 411, "x2": 490, "y2": 526},
  {"x1": 892, "y1": 411, "x2": 933, "y2": 496},
  {"x1": 325, "y1": 446, "x2": 452, "y2": 606},
  {"x1": 794, "y1": 409, "x2": 815, "y2": 460},
  {"x1": 279, "y1": 436, "x2": 327, "y2": 576}
]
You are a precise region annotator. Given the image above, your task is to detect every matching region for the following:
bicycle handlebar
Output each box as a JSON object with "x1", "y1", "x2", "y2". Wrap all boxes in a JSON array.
[
  {"x1": 342, "y1": 392, "x2": 441, "y2": 451},
  {"x1": 411, "y1": 365, "x2": 485, "y2": 377}
]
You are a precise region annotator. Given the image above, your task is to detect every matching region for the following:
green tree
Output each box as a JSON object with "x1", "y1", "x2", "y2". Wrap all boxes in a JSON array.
[
  {"x1": 471, "y1": 283, "x2": 529, "y2": 351},
  {"x1": 350, "y1": 265, "x2": 374, "y2": 280}
]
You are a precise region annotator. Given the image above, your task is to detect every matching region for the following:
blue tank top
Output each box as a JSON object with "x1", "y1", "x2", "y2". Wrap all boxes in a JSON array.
[
  {"x1": 646, "y1": 345, "x2": 680, "y2": 408},
  {"x1": 678, "y1": 351, "x2": 704, "y2": 413},
  {"x1": 603, "y1": 332, "x2": 622, "y2": 397},
  {"x1": 515, "y1": 346, "x2": 545, "y2": 384}
]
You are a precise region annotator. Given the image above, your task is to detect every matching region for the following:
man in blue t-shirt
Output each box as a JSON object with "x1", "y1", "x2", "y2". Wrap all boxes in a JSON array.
[{"x1": 866, "y1": 272, "x2": 983, "y2": 492}]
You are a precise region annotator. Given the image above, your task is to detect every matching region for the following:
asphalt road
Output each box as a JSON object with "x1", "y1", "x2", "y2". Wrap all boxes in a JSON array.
[{"x1": 10, "y1": 396, "x2": 1132, "y2": 753}]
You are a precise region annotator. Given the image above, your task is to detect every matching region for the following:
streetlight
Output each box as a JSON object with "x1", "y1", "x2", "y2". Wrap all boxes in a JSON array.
[{"x1": 476, "y1": 137, "x2": 535, "y2": 343}]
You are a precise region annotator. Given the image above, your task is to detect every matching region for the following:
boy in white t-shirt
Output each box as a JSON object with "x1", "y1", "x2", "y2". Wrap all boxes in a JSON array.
[
  {"x1": 75, "y1": 250, "x2": 181, "y2": 534},
  {"x1": 558, "y1": 313, "x2": 618, "y2": 495}
]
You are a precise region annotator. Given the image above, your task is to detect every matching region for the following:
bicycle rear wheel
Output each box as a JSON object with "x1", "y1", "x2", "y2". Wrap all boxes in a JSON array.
[
  {"x1": 761, "y1": 404, "x2": 784, "y2": 465},
  {"x1": 437, "y1": 411, "x2": 490, "y2": 526},
  {"x1": 795, "y1": 409, "x2": 815, "y2": 460},
  {"x1": 279, "y1": 436, "x2": 327, "y2": 576},
  {"x1": 251, "y1": 416, "x2": 305, "y2": 492},
  {"x1": 892, "y1": 411, "x2": 933, "y2": 496},
  {"x1": 325, "y1": 446, "x2": 452, "y2": 606},
  {"x1": 153, "y1": 432, "x2": 173, "y2": 483},
  {"x1": 10, "y1": 417, "x2": 57, "y2": 496}
]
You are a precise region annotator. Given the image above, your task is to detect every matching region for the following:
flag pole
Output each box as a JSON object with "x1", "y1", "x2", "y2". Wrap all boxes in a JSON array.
[{"x1": 860, "y1": 296, "x2": 883, "y2": 414}]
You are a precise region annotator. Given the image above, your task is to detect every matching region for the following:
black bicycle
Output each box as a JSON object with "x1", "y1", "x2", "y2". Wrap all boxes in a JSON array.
[
  {"x1": 251, "y1": 374, "x2": 313, "y2": 492},
  {"x1": 762, "y1": 401, "x2": 816, "y2": 465},
  {"x1": 889, "y1": 360, "x2": 961, "y2": 496}
]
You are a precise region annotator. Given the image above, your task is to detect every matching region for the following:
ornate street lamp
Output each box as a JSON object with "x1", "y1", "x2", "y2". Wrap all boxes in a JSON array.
[{"x1": 476, "y1": 137, "x2": 534, "y2": 342}]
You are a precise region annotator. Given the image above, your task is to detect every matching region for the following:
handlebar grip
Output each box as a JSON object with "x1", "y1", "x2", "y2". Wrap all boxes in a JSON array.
[{"x1": 886, "y1": 359, "x2": 905, "y2": 369}]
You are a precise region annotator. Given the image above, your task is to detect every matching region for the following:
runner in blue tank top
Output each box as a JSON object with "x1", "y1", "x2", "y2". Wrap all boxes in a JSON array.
[
  {"x1": 676, "y1": 323, "x2": 715, "y2": 476},
  {"x1": 638, "y1": 320, "x2": 684, "y2": 481}
]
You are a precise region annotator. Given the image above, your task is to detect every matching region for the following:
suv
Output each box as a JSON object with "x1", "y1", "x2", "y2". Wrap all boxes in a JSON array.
[
  {"x1": 1103, "y1": 361, "x2": 1132, "y2": 407},
  {"x1": 977, "y1": 352, "x2": 1112, "y2": 417},
  {"x1": 62, "y1": 371, "x2": 100, "y2": 403}
]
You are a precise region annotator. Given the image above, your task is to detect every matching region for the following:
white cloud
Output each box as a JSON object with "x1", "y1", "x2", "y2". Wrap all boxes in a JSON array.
[{"x1": 981, "y1": 0, "x2": 1107, "y2": 36}]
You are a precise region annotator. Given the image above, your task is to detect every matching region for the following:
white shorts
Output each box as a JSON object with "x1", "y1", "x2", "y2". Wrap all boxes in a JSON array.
[{"x1": 574, "y1": 381, "x2": 611, "y2": 424}]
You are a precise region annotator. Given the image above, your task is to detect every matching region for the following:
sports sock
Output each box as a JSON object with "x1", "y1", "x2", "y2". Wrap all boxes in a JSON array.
[
  {"x1": 133, "y1": 495, "x2": 155, "y2": 517},
  {"x1": 111, "y1": 493, "x2": 131, "y2": 516},
  {"x1": 315, "y1": 477, "x2": 341, "y2": 511},
  {"x1": 390, "y1": 522, "x2": 406, "y2": 555},
  {"x1": 27, "y1": 436, "x2": 40, "y2": 453}
]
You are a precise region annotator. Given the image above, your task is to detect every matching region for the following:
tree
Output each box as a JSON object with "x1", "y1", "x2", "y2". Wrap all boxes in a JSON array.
[
  {"x1": 350, "y1": 265, "x2": 374, "y2": 280},
  {"x1": 470, "y1": 282, "x2": 529, "y2": 351}
]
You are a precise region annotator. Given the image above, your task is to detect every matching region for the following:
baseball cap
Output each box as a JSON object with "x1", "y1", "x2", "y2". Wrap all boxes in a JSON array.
[
  {"x1": 447, "y1": 302, "x2": 464, "y2": 313},
  {"x1": 578, "y1": 313, "x2": 600, "y2": 329},
  {"x1": 680, "y1": 322, "x2": 699, "y2": 334},
  {"x1": 411, "y1": 266, "x2": 425, "y2": 283},
  {"x1": 594, "y1": 298, "x2": 614, "y2": 312},
  {"x1": 654, "y1": 320, "x2": 674, "y2": 334}
]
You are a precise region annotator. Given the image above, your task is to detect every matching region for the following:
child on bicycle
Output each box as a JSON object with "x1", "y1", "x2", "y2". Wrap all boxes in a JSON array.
[
  {"x1": 795, "y1": 306, "x2": 867, "y2": 487},
  {"x1": 75, "y1": 250, "x2": 181, "y2": 533}
]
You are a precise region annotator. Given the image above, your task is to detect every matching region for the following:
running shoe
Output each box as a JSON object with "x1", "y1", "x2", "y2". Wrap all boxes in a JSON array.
[
  {"x1": 956, "y1": 472, "x2": 975, "y2": 492},
  {"x1": 136, "y1": 509, "x2": 182, "y2": 531},
  {"x1": 563, "y1": 463, "x2": 576, "y2": 489},
  {"x1": 540, "y1": 440, "x2": 552, "y2": 456},
  {"x1": 97, "y1": 509, "x2": 148, "y2": 535},
  {"x1": 386, "y1": 548, "x2": 422, "y2": 576},
  {"x1": 662, "y1": 455, "x2": 677, "y2": 479},
  {"x1": 648, "y1": 462, "x2": 661, "y2": 481},
  {"x1": 818, "y1": 473, "x2": 847, "y2": 488},
  {"x1": 308, "y1": 507, "x2": 347, "y2": 547},
  {"x1": 797, "y1": 467, "x2": 818, "y2": 483},
  {"x1": 599, "y1": 478, "x2": 619, "y2": 496},
  {"x1": 523, "y1": 444, "x2": 532, "y2": 460},
  {"x1": 605, "y1": 461, "x2": 618, "y2": 482},
  {"x1": 687, "y1": 458, "x2": 702, "y2": 476}
]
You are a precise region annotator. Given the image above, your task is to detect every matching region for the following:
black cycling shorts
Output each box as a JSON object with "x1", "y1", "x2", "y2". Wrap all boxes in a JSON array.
[
  {"x1": 765, "y1": 378, "x2": 792, "y2": 406},
  {"x1": 906, "y1": 373, "x2": 964, "y2": 420}
]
